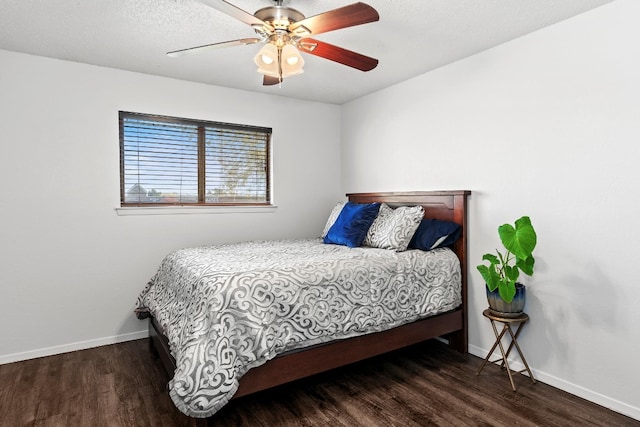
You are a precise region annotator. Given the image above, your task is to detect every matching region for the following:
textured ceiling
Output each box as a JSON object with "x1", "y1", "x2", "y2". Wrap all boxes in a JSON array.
[{"x1": 0, "y1": 0, "x2": 614, "y2": 104}]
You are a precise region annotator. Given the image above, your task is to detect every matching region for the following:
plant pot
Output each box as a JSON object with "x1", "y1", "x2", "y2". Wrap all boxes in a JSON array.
[{"x1": 486, "y1": 283, "x2": 526, "y2": 318}]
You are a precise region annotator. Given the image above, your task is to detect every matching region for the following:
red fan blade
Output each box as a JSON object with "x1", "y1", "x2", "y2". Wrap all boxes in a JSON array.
[
  {"x1": 289, "y1": 2, "x2": 379, "y2": 37},
  {"x1": 263, "y1": 75, "x2": 281, "y2": 86},
  {"x1": 199, "y1": 0, "x2": 266, "y2": 27},
  {"x1": 167, "y1": 38, "x2": 261, "y2": 57},
  {"x1": 298, "y1": 38, "x2": 378, "y2": 71}
]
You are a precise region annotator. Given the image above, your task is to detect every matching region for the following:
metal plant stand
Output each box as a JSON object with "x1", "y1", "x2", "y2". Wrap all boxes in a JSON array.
[{"x1": 476, "y1": 309, "x2": 536, "y2": 391}]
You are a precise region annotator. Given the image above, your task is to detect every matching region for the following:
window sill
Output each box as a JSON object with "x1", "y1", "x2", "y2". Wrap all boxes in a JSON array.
[{"x1": 115, "y1": 205, "x2": 278, "y2": 216}]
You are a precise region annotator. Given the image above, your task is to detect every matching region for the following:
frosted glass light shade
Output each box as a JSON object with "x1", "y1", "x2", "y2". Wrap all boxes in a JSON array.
[
  {"x1": 280, "y1": 44, "x2": 304, "y2": 77},
  {"x1": 254, "y1": 43, "x2": 279, "y2": 77},
  {"x1": 254, "y1": 43, "x2": 304, "y2": 79}
]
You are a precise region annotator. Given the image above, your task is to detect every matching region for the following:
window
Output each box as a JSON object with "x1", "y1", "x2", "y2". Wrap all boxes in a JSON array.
[{"x1": 119, "y1": 111, "x2": 271, "y2": 207}]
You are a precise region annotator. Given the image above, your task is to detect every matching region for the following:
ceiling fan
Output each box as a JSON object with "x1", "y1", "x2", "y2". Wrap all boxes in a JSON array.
[{"x1": 168, "y1": 0, "x2": 380, "y2": 86}]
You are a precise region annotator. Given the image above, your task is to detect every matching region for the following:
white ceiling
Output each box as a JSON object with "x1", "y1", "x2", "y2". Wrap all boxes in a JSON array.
[{"x1": 0, "y1": 0, "x2": 614, "y2": 105}]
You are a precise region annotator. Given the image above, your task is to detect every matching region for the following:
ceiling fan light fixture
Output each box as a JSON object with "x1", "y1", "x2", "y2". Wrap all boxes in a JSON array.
[
  {"x1": 254, "y1": 42, "x2": 304, "y2": 80},
  {"x1": 281, "y1": 43, "x2": 304, "y2": 74},
  {"x1": 254, "y1": 43, "x2": 278, "y2": 75}
]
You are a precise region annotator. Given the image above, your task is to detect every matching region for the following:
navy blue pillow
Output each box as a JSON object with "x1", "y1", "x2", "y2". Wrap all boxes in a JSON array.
[
  {"x1": 409, "y1": 219, "x2": 461, "y2": 250},
  {"x1": 324, "y1": 202, "x2": 381, "y2": 248}
]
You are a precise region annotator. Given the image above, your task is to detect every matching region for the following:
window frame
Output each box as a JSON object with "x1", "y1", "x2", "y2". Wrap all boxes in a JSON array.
[{"x1": 119, "y1": 111, "x2": 272, "y2": 208}]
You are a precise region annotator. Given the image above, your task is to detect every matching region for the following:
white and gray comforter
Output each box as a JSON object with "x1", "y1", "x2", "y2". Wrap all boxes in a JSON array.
[{"x1": 136, "y1": 238, "x2": 461, "y2": 418}]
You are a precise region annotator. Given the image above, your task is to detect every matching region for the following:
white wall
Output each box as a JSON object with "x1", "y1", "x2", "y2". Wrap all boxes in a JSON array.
[
  {"x1": 342, "y1": 0, "x2": 639, "y2": 420},
  {"x1": 0, "y1": 50, "x2": 341, "y2": 362}
]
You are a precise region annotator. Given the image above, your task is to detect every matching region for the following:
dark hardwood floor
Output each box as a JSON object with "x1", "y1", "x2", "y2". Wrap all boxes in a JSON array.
[{"x1": 1, "y1": 338, "x2": 637, "y2": 427}]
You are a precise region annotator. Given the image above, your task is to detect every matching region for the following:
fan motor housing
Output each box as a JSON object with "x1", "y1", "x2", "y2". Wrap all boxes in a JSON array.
[{"x1": 254, "y1": 6, "x2": 305, "y2": 28}]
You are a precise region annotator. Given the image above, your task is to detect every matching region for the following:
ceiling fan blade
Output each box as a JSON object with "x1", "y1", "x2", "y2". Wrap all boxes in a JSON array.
[
  {"x1": 167, "y1": 38, "x2": 261, "y2": 57},
  {"x1": 198, "y1": 0, "x2": 266, "y2": 27},
  {"x1": 289, "y1": 2, "x2": 379, "y2": 37},
  {"x1": 263, "y1": 75, "x2": 280, "y2": 86},
  {"x1": 298, "y1": 38, "x2": 378, "y2": 71}
]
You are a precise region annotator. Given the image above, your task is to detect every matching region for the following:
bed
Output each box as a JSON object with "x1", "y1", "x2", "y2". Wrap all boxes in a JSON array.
[{"x1": 136, "y1": 190, "x2": 470, "y2": 421}]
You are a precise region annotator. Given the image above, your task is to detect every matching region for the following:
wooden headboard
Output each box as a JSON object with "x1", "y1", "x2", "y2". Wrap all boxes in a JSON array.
[{"x1": 347, "y1": 190, "x2": 471, "y2": 351}]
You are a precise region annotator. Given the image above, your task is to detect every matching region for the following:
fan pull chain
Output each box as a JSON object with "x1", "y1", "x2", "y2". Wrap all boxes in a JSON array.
[{"x1": 277, "y1": 47, "x2": 283, "y2": 87}]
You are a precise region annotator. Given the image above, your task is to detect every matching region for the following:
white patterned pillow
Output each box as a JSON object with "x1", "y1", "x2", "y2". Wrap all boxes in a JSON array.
[
  {"x1": 321, "y1": 202, "x2": 346, "y2": 238},
  {"x1": 364, "y1": 203, "x2": 424, "y2": 251}
]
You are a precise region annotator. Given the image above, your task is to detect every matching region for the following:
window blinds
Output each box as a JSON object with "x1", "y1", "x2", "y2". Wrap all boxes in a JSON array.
[{"x1": 119, "y1": 112, "x2": 271, "y2": 206}]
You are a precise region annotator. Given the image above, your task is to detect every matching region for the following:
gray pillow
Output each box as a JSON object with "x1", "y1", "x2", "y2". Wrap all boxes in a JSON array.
[
  {"x1": 321, "y1": 202, "x2": 345, "y2": 238},
  {"x1": 364, "y1": 203, "x2": 424, "y2": 251}
]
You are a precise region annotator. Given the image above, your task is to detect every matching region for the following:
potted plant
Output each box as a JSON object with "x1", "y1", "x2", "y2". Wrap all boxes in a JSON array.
[{"x1": 476, "y1": 216, "x2": 537, "y2": 316}]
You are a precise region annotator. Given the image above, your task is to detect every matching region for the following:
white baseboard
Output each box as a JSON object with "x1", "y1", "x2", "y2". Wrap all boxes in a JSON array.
[
  {"x1": 468, "y1": 343, "x2": 640, "y2": 422},
  {"x1": 0, "y1": 330, "x2": 148, "y2": 365}
]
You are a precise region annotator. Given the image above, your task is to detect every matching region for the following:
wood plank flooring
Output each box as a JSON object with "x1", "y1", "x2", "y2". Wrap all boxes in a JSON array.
[{"x1": 0, "y1": 338, "x2": 637, "y2": 426}]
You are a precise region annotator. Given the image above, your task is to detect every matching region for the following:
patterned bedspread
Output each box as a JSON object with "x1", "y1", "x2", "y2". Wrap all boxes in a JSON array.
[{"x1": 136, "y1": 239, "x2": 461, "y2": 418}]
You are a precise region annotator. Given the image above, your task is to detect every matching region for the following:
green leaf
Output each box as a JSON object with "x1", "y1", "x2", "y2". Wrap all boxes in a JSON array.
[
  {"x1": 504, "y1": 264, "x2": 520, "y2": 282},
  {"x1": 499, "y1": 216, "x2": 537, "y2": 260},
  {"x1": 498, "y1": 280, "x2": 516, "y2": 303},
  {"x1": 482, "y1": 253, "x2": 499, "y2": 264},
  {"x1": 477, "y1": 264, "x2": 499, "y2": 291},
  {"x1": 516, "y1": 255, "x2": 535, "y2": 276}
]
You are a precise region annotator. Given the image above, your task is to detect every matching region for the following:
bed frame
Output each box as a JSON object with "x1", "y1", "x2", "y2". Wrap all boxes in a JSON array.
[{"x1": 148, "y1": 190, "x2": 470, "y2": 413}]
